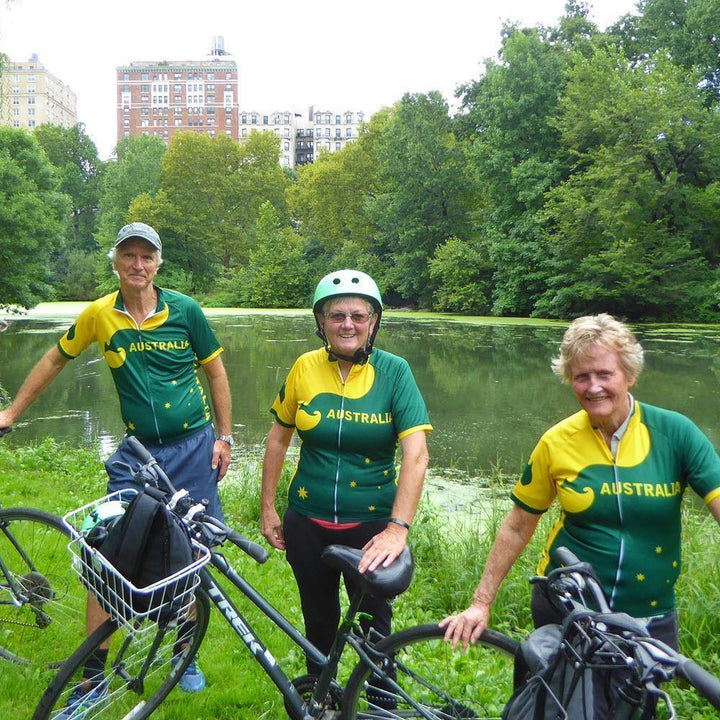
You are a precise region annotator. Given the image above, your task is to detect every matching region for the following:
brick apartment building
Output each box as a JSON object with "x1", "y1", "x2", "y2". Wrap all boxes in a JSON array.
[{"x1": 116, "y1": 37, "x2": 238, "y2": 146}]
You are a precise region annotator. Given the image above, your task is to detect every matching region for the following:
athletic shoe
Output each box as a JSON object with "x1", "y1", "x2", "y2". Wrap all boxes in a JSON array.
[
  {"x1": 172, "y1": 657, "x2": 206, "y2": 693},
  {"x1": 57, "y1": 682, "x2": 107, "y2": 719}
]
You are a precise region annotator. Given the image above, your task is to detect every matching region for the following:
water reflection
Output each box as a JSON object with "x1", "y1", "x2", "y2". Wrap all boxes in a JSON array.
[{"x1": 2, "y1": 312, "x2": 720, "y2": 489}]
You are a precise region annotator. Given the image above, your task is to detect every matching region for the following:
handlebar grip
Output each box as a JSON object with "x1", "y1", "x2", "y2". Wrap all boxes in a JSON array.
[
  {"x1": 0, "y1": 427, "x2": 11, "y2": 437},
  {"x1": 228, "y1": 530, "x2": 269, "y2": 564},
  {"x1": 126, "y1": 435, "x2": 154, "y2": 463},
  {"x1": 555, "y1": 546, "x2": 581, "y2": 566},
  {"x1": 677, "y1": 658, "x2": 720, "y2": 710}
]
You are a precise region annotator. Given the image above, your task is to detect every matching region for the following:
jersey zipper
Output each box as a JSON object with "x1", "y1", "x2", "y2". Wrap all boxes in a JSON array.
[
  {"x1": 118, "y1": 305, "x2": 162, "y2": 444},
  {"x1": 333, "y1": 366, "x2": 348, "y2": 523},
  {"x1": 609, "y1": 459, "x2": 625, "y2": 608}
]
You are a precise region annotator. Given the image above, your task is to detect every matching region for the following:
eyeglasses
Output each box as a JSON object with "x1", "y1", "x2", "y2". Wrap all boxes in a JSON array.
[{"x1": 325, "y1": 311, "x2": 373, "y2": 325}]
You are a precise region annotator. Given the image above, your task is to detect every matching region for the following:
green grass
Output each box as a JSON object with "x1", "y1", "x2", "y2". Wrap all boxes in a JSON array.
[{"x1": 0, "y1": 441, "x2": 718, "y2": 717}]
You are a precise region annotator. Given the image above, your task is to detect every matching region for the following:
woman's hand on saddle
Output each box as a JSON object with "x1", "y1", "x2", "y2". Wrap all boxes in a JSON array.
[
  {"x1": 439, "y1": 603, "x2": 490, "y2": 652},
  {"x1": 358, "y1": 523, "x2": 407, "y2": 574}
]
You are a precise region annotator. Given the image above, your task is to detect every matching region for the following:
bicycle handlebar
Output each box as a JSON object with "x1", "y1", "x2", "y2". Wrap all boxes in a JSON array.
[
  {"x1": 544, "y1": 547, "x2": 720, "y2": 712},
  {"x1": 547, "y1": 546, "x2": 612, "y2": 614},
  {"x1": 124, "y1": 435, "x2": 268, "y2": 564},
  {"x1": 226, "y1": 528, "x2": 269, "y2": 564},
  {"x1": 677, "y1": 657, "x2": 720, "y2": 710}
]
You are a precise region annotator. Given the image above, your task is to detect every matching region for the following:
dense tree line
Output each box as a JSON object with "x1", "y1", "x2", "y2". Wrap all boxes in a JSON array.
[{"x1": 1, "y1": 0, "x2": 719, "y2": 321}]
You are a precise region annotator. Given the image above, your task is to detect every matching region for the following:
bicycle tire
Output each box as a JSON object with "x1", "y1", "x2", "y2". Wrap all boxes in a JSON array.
[
  {"x1": 0, "y1": 507, "x2": 86, "y2": 668},
  {"x1": 32, "y1": 587, "x2": 210, "y2": 720},
  {"x1": 342, "y1": 622, "x2": 520, "y2": 719}
]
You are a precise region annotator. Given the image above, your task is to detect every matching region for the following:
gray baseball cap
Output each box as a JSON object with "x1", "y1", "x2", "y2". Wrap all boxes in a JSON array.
[{"x1": 114, "y1": 222, "x2": 162, "y2": 251}]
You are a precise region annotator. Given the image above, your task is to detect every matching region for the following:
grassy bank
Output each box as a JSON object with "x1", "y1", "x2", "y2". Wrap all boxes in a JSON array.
[{"x1": 0, "y1": 441, "x2": 718, "y2": 718}]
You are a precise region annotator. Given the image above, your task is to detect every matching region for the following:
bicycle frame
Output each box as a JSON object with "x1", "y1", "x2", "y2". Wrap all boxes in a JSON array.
[
  {"x1": 0, "y1": 515, "x2": 38, "y2": 609},
  {"x1": 202, "y1": 543, "x2": 379, "y2": 719},
  {"x1": 200, "y1": 547, "x2": 434, "y2": 720}
]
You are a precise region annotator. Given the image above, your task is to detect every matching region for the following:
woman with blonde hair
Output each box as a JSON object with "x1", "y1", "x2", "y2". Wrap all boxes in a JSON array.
[{"x1": 442, "y1": 313, "x2": 720, "y2": 653}]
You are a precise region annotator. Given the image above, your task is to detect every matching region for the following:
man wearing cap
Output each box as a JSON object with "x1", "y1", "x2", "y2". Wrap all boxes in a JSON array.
[{"x1": 0, "y1": 222, "x2": 231, "y2": 696}]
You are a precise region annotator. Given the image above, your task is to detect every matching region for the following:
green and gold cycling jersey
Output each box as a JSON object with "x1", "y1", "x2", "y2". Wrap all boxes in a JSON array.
[
  {"x1": 57, "y1": 288, "x2": 223, "y2": 444},
  {"x1": 513, "y1": 401, "x2": 720, "y2": 617},
  {"x1": 271, "y1": 348, "x2": 432, "y2": 523}
]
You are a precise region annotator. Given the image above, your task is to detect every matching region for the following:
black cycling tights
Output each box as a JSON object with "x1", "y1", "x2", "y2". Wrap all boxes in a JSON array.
[{"x1": 283, "y1": 508, "x2": 392, "y2": 675}]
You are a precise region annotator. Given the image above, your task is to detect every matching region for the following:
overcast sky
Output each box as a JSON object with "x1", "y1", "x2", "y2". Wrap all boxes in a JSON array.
[{"x1": 1, "y1": 0, "x2": 640, "y2": 160}]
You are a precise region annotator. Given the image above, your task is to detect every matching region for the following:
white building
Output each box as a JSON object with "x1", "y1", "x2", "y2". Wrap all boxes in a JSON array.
[
  {"x1": 0, "y1": 55, "x2": 77, "y2": 131},
  {"x1": 239, "y1": 105, "x2": 366, "y2": 169}
]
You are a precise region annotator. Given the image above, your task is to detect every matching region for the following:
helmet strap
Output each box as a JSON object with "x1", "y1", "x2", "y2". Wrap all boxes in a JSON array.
[{"x1": 314, "y1": 310, "x2": 382, "y2": 367}]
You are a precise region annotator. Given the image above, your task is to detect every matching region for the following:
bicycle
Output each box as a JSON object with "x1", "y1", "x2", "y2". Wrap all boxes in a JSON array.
[
  {"x1": 503, "y1": 546, "x2": 720, "y2": 719},
  {"x1": 33, "y1": 435, "x2": 521, "y2": 719},
  {"x1": 0, "y1": 426, "x2": 87, "y2": 668}
]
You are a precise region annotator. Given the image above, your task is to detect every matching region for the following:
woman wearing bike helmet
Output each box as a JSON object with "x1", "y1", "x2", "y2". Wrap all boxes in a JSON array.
[{"x1": 261, "y1": 270, "x2": 432, "y2": 673}]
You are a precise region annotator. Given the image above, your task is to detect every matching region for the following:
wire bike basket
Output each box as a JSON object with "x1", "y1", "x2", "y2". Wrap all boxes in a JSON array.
[{"x1": 63, "y1": 490, "x2": 210, "y2": 627}]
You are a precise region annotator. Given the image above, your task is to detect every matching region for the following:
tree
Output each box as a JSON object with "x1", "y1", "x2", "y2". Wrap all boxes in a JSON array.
[
  {"x1": 96, "y1": 135, "x2": 166, "y2": 248},
  {"x1": 33, "y1": 123, "x2": 103, "y2": 252},
  {"x1": 428, "y1": 238, "x2": 493, "y2": 314},
  {"x1": 536, "y1": 49, "x2": 720, "y2": 321},
  {"x1": 0, "y1": 128, "x2": 71, "y2": 308},
  {"x1": 288, "y1": 132, "x2": 380, "y2": 252},
  {"x1": 147, "y1": 131, "x2": 290, "y2": 291},
  {"x1": 610, "y1": 0, "x2": 720, "y2": 104},
  {"x1": 33, "y1": 124, "x2": 104, "y2": 300},
  {"x1": 218, "y1": 202, "x2": 311, "y2": 307},
  {"x1": 368, "y1": 92, "x2": 475, "y2": 307},
  {"x1": 459, "y1": 23, "x2": 573, "y2": 315}
]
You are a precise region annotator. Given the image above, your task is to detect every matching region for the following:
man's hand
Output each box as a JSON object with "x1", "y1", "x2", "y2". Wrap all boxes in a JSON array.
[{"x1": 212, "y1": 439, "x2": 232, "y2": 481}]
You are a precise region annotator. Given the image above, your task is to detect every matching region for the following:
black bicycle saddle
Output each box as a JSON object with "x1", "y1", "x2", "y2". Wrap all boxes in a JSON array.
[{"x1": 321, "y1": 544, "x2": 414, "y2": 599}]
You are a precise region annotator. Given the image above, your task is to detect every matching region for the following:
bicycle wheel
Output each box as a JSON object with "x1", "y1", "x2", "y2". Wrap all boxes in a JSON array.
[
  {"x1": 0, "y1": 507, "x2": 86, "y2": 667},
  {"x1": 33, "y1": 588, "x2": 210, "y2": 720},
  {"x1": 343, "y1": 623, "x2": 520, "y2": 719}
]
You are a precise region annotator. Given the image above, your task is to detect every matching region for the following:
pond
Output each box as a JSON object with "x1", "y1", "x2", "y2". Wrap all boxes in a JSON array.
[{"x1": 2, "y1": 306, "x2": 720, "y2": 507}]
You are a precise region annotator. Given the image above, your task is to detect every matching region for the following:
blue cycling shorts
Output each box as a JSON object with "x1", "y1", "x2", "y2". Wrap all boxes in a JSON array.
[{"x1": 104, "y1": 424, "x2": 224, "y2": 521}]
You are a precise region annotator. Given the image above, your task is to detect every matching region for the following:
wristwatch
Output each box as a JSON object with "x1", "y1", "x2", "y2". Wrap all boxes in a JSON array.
[{"x1": 217, "y1": 434, "x2": 234, "y2": 446}]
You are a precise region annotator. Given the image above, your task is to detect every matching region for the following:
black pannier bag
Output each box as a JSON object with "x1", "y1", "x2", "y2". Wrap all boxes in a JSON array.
[
  {"x1": 502, "y1": 611, "x2": 652, "y2": 720},
  {"x1": 82, "y1": 486, "x2": 195, "y2": 623}
]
